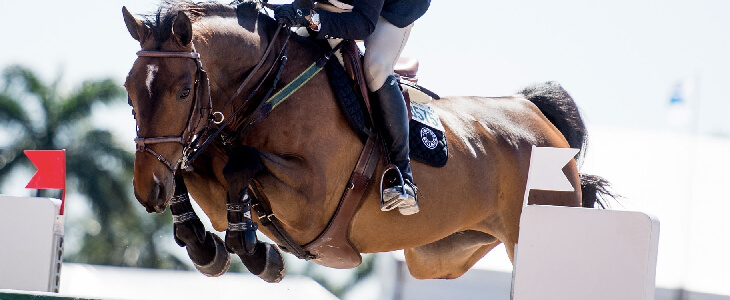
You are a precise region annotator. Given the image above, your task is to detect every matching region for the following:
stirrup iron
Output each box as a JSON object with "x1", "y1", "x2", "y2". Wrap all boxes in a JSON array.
[{"x1": 380, "y1": 165, "x2": 406, "y2": 211}]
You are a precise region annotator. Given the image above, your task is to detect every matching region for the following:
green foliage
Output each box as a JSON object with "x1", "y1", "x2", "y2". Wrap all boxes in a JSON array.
[
  {"x1": 0, "y1": 65, "x2": 187, "y2": 269},
  {"x1": 0, "y1": 65, "x2": 377, "y2": 290}
]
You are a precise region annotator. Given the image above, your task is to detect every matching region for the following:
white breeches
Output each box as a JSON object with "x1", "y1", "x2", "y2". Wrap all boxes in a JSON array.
[
  {"x1": 318, "y1": 15, "x2": 413, "y2": 92},
  {"x1": 364, "y1": 17, "x2": 413, "y2": 92}
]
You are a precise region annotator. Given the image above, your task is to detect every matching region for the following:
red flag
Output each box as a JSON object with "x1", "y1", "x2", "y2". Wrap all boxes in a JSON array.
[{"x1": 25, "y1": 150, "x2": 66, "y2": 214}]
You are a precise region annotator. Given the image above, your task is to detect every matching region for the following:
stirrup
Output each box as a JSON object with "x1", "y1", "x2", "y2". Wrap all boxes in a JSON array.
[
  {"x1": 397, "y1": 180, "x2": 419, "y2": 216},
  {"x1": 380, "y1": 165, "x2": 405, "y2": 211},
  {"x1": 379, "y1": 165, "x2": 419, "y2": 215}
]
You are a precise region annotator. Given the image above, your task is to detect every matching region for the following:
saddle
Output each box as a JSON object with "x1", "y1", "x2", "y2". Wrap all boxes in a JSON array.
[{"x1": 326, "y1": 40, "x2": 448, "y2": 167}]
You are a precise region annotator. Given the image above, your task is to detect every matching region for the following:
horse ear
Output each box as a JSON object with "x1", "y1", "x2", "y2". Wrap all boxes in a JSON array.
[
  {"x1": 122, "y1": 6, "x2": 150, "y2": 43},
  {"x1": 173, "y1": 11, "x2": 193, "y2": 46}
]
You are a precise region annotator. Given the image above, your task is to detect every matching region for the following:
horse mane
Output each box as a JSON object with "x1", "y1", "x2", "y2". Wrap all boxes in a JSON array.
[{"x1": 140, "y1": 0, "x2": 270, "y2": 43}]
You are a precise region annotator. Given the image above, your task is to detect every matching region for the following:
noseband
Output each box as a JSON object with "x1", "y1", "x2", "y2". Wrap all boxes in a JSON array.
[{"x1": 133, "y1": 50, "x2": 213, "y2": 172}]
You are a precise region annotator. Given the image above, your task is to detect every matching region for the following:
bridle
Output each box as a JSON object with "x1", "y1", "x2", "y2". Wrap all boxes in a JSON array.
[
  {"x1": 131, "y1": 25, "x2": 289, "y2": 173},
  {"x1": 133, "y1": 50, "x2": 213, "y2": 172},
  {"x1": 129, "y1": 7, "x2": 378, "y2": 263}
]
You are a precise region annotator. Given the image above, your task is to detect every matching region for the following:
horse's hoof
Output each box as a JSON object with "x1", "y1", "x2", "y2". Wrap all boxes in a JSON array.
[
  {"x1": 193, "y1": 234, "x2": 231, "y2": 277},
  {"x1": 240, "y1": 242, "x2": 286, "y2": 283}
]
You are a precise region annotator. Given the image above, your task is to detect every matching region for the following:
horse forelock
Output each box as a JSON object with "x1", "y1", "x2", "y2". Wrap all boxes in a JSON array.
[
  {"x1": 140, "y1": 1, "x2": 266, "y2": 46},
  {"x1": 127, "y1": 0, "x2": 276, "y2": 108}
]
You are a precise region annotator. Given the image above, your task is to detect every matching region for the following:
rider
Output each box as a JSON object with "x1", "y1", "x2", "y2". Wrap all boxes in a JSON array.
[{"x1": 274, "y1": 0, "x2": 430, "y2": 215}]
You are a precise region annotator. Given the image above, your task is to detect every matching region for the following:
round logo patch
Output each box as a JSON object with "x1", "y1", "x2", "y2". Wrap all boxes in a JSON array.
[{"x1": 420, "y1": 127, "x2": 438, "y2": 150}]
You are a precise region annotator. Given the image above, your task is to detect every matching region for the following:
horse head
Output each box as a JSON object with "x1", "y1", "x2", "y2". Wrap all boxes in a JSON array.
[
  {"x1": 123, "y1": 6, "x2": 202, "y2": 213},
  {"x1": 122, "y1": 2, "x2": 277, "y2": 214}
]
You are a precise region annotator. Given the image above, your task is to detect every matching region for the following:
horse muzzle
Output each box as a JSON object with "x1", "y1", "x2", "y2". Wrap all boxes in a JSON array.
[{"x1": 134, "y1": 173, "x2": 172, "y2": 214}]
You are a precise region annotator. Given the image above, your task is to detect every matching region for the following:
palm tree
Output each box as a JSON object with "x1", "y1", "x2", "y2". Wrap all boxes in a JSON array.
[{"x1": 0, "y1": 65, "x2": 186, "y2": 269}]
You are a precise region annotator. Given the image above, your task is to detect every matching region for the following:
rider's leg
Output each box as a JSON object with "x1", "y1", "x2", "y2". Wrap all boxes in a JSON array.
[
  {"x1": 364, "y1": 17, "x2": 419, "y2": 215},
  {"x1": 364, "y1": 17, "x2": 412, "y2": 92}
]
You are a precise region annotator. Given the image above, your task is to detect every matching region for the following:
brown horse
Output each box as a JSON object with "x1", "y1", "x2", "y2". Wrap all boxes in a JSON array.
[{"x1": 123, "y1": 1, "x2": 611, "y2": 281}]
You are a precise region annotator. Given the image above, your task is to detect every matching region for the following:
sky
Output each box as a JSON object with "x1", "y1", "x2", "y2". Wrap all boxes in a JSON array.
[
  {"x1": 3, "y1": 0, "x2": 730, "y2": 136},
  {"x1": 2, "y1": 0, "x2": 730, "y2": 296}
]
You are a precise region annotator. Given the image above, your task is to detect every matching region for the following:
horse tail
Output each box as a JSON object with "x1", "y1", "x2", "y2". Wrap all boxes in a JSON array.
[
  {"x1": 520, "y1": 81, "x2": 588, "y2": 162},
  {"x1": 520, "y1": 81, "x2": 615, "y2": 208},
  {"x1": 578, "y1": 174, "x2": 616, "y2": 208}
]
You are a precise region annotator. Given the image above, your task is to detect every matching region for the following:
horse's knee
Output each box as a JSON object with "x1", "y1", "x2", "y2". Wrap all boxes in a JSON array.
[
  {"x1": 223, "y1": 145, "x2": 263, "y2": 191},
  {"x1": 223, "y1": 146, "x2": 262, "y2": 175}
]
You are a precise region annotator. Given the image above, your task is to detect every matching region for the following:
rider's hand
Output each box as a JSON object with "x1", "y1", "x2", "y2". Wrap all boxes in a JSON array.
[{"x1": 274, "y1": 4, "x2": 314, "y2": 28}]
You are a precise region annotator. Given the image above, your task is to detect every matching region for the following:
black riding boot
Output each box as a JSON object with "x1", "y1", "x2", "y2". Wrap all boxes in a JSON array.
[{"x1": 372, "y1": 75, "x2": 419, "y2": 215}]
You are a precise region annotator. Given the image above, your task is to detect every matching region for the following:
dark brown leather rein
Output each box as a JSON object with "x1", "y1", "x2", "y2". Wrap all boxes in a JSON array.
[
  {"x1": 132, "y1": 25, "x2": 287, "y2": 172},
  {"x1": 132, "y1": 24, "x2": 377, "y2": 266}
]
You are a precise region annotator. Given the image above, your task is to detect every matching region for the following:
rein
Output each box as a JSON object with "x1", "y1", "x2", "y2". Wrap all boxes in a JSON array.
[
  {"x1": 132, "y1": 25, "x2": 289, "y2": 172},
  {"x1": 236, "y1": 41, "x2": 344, "y2": 138},
  {"x1": 132, "y1": 19, "x2": 362, "y2": 264},
  {"x1": 185, "y1": 27, "x2": 291, "y2": 164}
]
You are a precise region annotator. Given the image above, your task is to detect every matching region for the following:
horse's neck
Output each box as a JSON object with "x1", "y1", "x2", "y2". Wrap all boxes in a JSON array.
[{"x1": 193, "y1": 16, "x2": 321, "y2": 114}]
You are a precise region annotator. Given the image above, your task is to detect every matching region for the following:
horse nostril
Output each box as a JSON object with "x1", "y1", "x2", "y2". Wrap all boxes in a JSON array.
[
  {"x1": 134, "y1": 176, "x2": 168, "y2": 213},
  {"x1": 151, "y1": 181, "x2": 161, "y2": 201},
  {"x1": 150, "y1": 175, "x2": 168, "y2": 213}
]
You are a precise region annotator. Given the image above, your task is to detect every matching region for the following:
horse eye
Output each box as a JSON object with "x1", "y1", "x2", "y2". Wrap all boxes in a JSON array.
[{"x1": 179, "y1": 88, "x2": 191, "y2": 99}]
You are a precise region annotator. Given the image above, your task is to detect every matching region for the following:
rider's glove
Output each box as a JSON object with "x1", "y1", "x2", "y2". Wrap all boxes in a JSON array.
[{"x1": 274, "y1": 4, "x2": 320, "y2": 30}]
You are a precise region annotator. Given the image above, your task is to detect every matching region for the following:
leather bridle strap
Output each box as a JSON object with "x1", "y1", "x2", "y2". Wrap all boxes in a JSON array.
[
  {"x1": 249, "y1": 180, "x2": 315, "y2": 260},
  {"x1": 248, "y1": 133, "x2": 380, "y2": 262},
  {"x1": 236, "y1": 41, "x2": 344, "y2": 139},
  {"x1": 217, "y1": 26, "x2": 285, "y2": 117},
  {"x1": 134, "y1": 136, "x2": 185, "y2": 171},
  {"x1": 185, "y1": 26, "x2": 291, "y2": 165},
  {"x1": 135, "y1": 51, "x2": 200, "y2": 59},
  {"x1": 133, "y1": 50, "x2": 207, "y2": 172}
]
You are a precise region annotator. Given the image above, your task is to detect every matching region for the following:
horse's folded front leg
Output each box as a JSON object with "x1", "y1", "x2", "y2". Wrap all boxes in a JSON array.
[
  {"x1": 223, "y1": 146, "x2": 285, "y2": 283},
  {"x1": 225, "y1": 188, "x2": 259, "y2": 256},
  {"x1": 171, "y1": 176, "x2": 230, "y2": 277}
]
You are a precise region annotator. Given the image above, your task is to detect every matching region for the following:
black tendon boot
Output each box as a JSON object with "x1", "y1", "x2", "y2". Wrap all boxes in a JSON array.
[
  {"x1": 171, "y1": 176, "x2": 230, "y2": 277},
  {"x1": 222, "y1": 146, "x2": 285, "y2": 283},
  {"x1": 372, "y1": 75, "x2": 419, "y2": 215}
]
